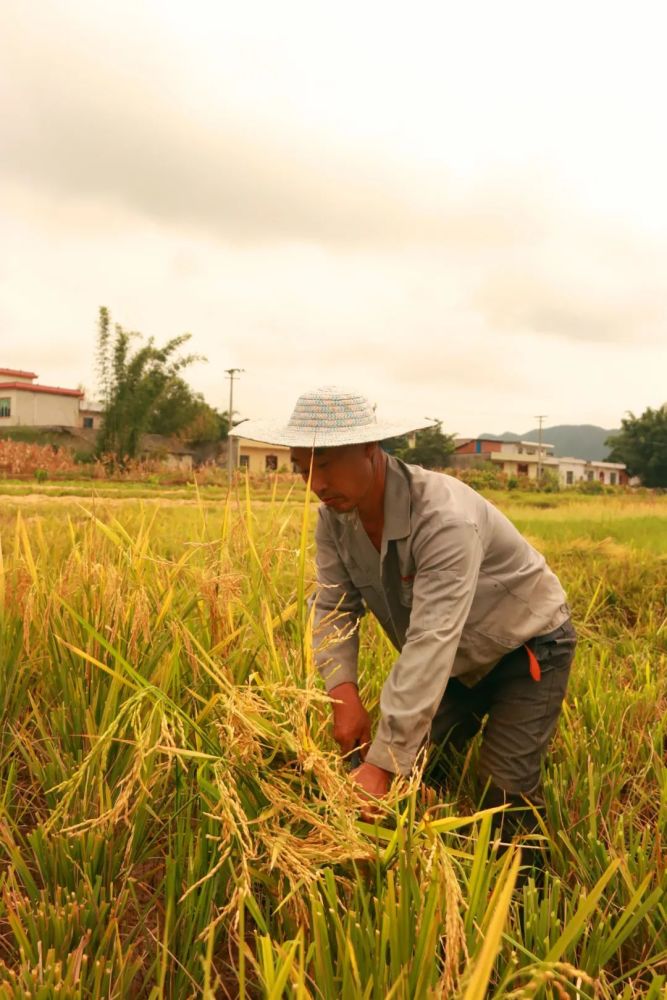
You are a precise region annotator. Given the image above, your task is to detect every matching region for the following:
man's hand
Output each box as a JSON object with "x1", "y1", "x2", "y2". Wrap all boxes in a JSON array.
[
  {"x1": 349, "y1": 761, "x2": 394, "y2": 822},
  {"x1": 328, "y1": 682, "x2": 393, "y2": 821},
  {"x1": 329, "y1": 681, "x2": 372, "y2": 760}
]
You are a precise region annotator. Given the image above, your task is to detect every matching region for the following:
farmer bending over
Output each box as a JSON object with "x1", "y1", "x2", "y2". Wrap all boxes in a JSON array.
[{"x1": 230, "y1": 386, "x2": 578, "y2": 860}]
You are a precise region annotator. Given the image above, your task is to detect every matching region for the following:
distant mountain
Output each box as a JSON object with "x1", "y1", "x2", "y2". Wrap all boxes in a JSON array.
[{"x1": 476, "y1": 424, "x2": 621, "y2": 462}]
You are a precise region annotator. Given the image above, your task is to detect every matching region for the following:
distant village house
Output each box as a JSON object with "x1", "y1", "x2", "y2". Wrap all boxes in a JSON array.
[
  {"x1": 0, "y1": 367, "x2": 90, "y2": 428},
  {"x1": 453, "y1": 437, "x2": 628, "y2": 485},
  {"x1": 233, "y1": 436, "x2": 297, "y2": 473}
]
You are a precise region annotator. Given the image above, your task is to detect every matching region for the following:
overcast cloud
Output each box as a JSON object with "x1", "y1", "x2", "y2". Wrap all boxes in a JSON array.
[{"x1": 1, "y1": 0, "x2": 665, "y2": 434}]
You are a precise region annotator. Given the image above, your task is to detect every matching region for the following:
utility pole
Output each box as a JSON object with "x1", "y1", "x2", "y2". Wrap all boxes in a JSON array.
[
  {"x1": 225, "y1": 368, "x2": 244, "y2": 480},
  {"x1": 535, "y1": 414, "x2": 547, "y2": 484}
]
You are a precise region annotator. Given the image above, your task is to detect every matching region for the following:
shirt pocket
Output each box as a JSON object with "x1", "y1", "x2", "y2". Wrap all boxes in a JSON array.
[
  {"x1": 345, "y1": 561, "x2": 377, "y2": 601},
  {"x1": 345, "y1": 555, "x2": 371, "y2": 584}
]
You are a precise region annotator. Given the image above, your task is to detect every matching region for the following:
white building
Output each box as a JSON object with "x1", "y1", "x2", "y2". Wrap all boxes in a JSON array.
[
  {"x1": 557, "y1": 457, "x2": 588, "y2": 486},
  {"x1": 557, "y1": 457, "x2": 627, "y2": 486},
  {"x1": 79, "y1": 400, "x2": 105, "y2": 430},
  {"x1": 451, "y1": 439, "x2": 561, "y2": 480},
  {"x1": 0, "y1": 367, "x2": 84, "y2": 427},
  {"x1": 488, "y1": 440, "x2": 560, "y2": 480},
  {"x1": 454, "y1": 436, "x2": 628, "y2": 485},
  {"x1": 234, "y1": 436, "x2": 297, "y2": 473}
]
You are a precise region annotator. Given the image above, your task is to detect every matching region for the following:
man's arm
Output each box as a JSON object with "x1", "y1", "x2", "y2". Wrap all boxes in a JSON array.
[
  {"x1": 363, "y1": 514, "x2": 484, "y2": 777},
  {"x1": 307, "y1": 507, "x2": 373, "y2": 759},
  {"x1": 307, "y1": 506, "x2": 366, "y2": 692}
]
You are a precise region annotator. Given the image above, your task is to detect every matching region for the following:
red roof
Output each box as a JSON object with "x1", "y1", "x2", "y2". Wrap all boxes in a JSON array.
[
  {"x1": 0, "y1": 381, "x2": 84, "y2": 397},
  {"x1": 0, "y1": 367, "x2": 38, "y2": 380}
]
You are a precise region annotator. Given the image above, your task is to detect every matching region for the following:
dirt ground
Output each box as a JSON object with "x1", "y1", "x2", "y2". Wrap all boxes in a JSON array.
[{"x1": 0, "y1": 493, "x2": 280, "y2": 506}]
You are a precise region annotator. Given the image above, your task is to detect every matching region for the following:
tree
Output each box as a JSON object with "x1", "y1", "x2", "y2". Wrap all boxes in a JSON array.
[
  {"x1": 96, "y1": 306, "x2": 113, "y2": 409},
  {"x1": 179, "y1": 403, "x2": 231, "y2": 445},
  {"x1": 384, "y1": 421, "x2": 456, "y2": 469},
  {"x1": 381, "y1": 433, "x2": 410, "y2": 456},
  {"x1": 605, "y1": 405, "x2": 667, "y2": 487},
  {"x1": 95, "y1": 307, "x2": 206, "y2": 464},
  {"x1": 147, "y1": 377, "x2": 206, "y2": 437}
]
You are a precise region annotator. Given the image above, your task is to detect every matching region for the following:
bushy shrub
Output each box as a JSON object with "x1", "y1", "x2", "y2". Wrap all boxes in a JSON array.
[
  {"x1": 577, "y1": 479, "x2": 605, "y2": 494},
  {"x1": 445, "y1": 466, "x2": 509, "y2": 491},
  {"x1": 540, "y1": 470, "x2": 561, "y2": 493}
]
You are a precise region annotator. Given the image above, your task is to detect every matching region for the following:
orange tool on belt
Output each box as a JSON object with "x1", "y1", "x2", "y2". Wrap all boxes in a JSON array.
[{"x1": 523, "y1": 643, "x2": 541, "y2": 681}]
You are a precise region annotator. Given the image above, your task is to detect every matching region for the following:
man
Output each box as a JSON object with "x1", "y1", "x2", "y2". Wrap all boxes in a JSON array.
[{"x1": 230, "y1": 385, "x2": 577, "y2": 856}]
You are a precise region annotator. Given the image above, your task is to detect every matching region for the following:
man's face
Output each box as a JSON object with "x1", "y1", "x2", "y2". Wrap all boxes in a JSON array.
[{"x1": 290, "y1": 443, "x2": 377, "y2": 512}]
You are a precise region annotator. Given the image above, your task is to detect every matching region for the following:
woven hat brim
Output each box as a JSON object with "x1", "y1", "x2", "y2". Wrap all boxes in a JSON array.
[{"x1": 229, "y1": 419, "x2": 435, "y2": 447}]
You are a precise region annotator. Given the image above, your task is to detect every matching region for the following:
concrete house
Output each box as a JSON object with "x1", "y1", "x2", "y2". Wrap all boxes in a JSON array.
[
  {"x1": 0, "y1": 367, "x2": 85, "y2": 427},
  {"x1": 557, "y1": 457, "x2": 589, "y2": 486},
  {"x1": 453, "y1": 437, "x2": 560, "y2": 480},
  {"x1": 454, "y1": 437, "x2": 628, "y2": 485},
  {"x1": 556, "y1": 457, "x2": 627, "y2": 486},
  {"x1": 79, "y1": 400, "x2": 105, "y2": 430},
  {"x1": 233, "y1": 436, "x2": 297, "y2": 473}
]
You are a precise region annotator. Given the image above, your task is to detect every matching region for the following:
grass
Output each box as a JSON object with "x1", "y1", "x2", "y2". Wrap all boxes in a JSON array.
[{"x1": 0, "y1": 482, "x2": 664, "y2": 997}]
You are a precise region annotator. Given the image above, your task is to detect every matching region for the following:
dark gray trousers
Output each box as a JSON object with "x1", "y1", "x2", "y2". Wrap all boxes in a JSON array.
[{"x1": 425, "y1": 615, "x2": 578, "y2": 867}]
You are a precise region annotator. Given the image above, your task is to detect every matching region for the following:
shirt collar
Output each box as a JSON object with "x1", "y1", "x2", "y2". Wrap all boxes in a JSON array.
[{"x1": 382, "y1": 452, "x2": 412, "y2": 540}]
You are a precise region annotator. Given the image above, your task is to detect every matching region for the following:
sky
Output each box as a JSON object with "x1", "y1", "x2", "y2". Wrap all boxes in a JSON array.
[{"x1": 1, "y1": 0, "x2": 666, "y2": 437}]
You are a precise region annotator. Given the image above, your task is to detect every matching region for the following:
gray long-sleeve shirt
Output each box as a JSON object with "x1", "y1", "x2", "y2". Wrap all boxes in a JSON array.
[{"x1": 306, "y1": 452, "x2": 570, "y2": 776}]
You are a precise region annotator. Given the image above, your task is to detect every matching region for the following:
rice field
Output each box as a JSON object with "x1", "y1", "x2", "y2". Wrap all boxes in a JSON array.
[{"x1": 0, "y1": 479, "x2": 665, "y2": 998}]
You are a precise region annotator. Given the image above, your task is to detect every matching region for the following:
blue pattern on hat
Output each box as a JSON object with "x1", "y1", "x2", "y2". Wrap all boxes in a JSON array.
[
  {"x1": 228, "y1": 383, "x2": 434, "y2": 446},
  {"x1": 288, "y1": 386, "x2": 377, "y2": 431}
]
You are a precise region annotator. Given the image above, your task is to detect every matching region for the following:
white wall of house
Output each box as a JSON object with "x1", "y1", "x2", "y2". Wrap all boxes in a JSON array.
[
  {"x1": 0, "y1": 388, "x2": 82, "y2": 427},
  {"x1": 587, "y1": 462, "x2": 625, "y2": 485},
  {"x1": 497, "y1": 441, "x2": 556, "y2": 458},
  {"x1": 236, "y1": 437, "x2": 294, "y2": 473},
  {"x1": 508, "y1": 462, "x2": 558, "y2": 480},
  {"x1": 490, "y1": 453, "x2": 560, "y2": 480},
  {"x1": 491, "y1": 441, "x2": 557, "y2": 479},
  {"x1": 558, "y1": 459, "x2": 588, "y2": 486},
  {"x1": 557, "y1": 458, "x2": 626, "y2": 486}
]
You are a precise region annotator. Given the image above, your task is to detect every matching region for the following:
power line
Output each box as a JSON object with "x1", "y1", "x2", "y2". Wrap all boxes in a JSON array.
[{"x1": 225, "y1": 368, "x2": 245, "y2": 479}]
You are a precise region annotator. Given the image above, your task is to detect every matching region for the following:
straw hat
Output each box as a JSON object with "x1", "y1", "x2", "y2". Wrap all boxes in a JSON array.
[{"x1": 228, "y1": 384, "x2": 435, "y2": 448}]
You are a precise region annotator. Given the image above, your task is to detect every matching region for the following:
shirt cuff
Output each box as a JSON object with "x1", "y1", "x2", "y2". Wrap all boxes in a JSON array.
[
  {"x1": 364, "y1": 732, "x2": 420, "y2": 777},
  {"x1": 320, "y1": 661, "x2": 358, "y2": 692}
]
